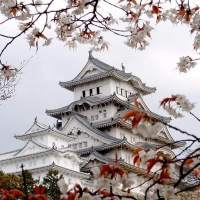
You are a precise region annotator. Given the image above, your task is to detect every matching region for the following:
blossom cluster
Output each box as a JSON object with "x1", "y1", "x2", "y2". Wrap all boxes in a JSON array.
[
  {"x1": 132, "y1": 147, "x2": 179, "y2": 198},
  {"x1": 56, "y1": 159, "x2": 181, "y2": 200},
  {"x1": 0, "y1": 0, "x2": 200, "y2": 72},
  {"x1": 177, "y1": 56, "x2": 197, "y2": 73},
  {"x1": 160, "y1": 94, "x2": 195, "y2": 118},
  {"x1": 132, "y1": 120, "x2": 164, "y2": 139},
  {"x1": 0, "y1": 65, "x2": 20, "y2": 100},
  {"x1": 123, "y1": 99, "x2": 164, "y2": 139}
]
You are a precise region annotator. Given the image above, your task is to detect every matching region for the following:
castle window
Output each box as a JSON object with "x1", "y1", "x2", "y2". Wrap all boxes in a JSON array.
[
  {"x1": 95, "y1": 115, "x2": 98, "y2": 120},
  {"x1": 33, "y1": 161, "x2": 37, "y2": 166},
  {"x1": 74, "y1": 144, "x2": 77, "y2": 149},
  {"x1": 122, "y1": 89, "x2": 125, "y2": 97},
  {"x1": 97, "y1": 87, "x2": 100, "y2": 94},
  {"x1": 79, "y1": 143, "x2": 82, "y2": 148},
  {"x1": 91, "y1": 116, "x2": 94, "y2": 121},
  {"x1": 128, "y1": 156, "x2": 130, "y2": 163},
  {"x1": 116, "y1": 87, "x2": 120, "y2": 94},
  {"x1": 89, "y1": 89, "x2": 93, "y2": 96},
  {"x1": 29, "y1": 162, "x2": 32, "y2": 167},
  {"x1": 103, "y1": 110, "x2": 107, "y2": 118},
  {"x1": 131, "y1": 137, "x2": 135, "y2": 143},
  {"x1": 42, "y1": 159, "x2": 46, "y2": 164},
  {"x1": 68, "y1": 145, "x2": 71, "y2": 149},
  {"x1": 82, "y1": 91, "x2": 86, "y2": 97},
  {"x1": 84, "y1": 142, "x2": 87, "y2": 147},
  {"x1": 99, "y1": 110, "x2": 102, "y2": 113}
]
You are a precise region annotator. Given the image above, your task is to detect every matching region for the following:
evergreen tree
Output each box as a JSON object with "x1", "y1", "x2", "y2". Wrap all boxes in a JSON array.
[
  {"x1": 19, "y1": 170, "x2": 39, "y2": 195},
  {"x1": 0, "y1": 171, "x2": 5, "y2": 177},
  {"x1": 42, "y1": 169, "x2": 63, "y2": 200}
]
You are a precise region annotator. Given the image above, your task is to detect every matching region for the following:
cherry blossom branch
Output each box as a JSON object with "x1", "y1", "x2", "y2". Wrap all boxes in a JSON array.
[
  {"x1": 190, "y1": 112, "x2": 200, "y2": 122},
  {"x1": 162, "y1": 122, "x2": 200, "y2": 142}
]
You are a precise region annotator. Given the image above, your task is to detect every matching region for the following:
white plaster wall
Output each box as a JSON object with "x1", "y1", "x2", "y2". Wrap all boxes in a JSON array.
[
  {"x1": 74, "y1": 78, "x2": 111, "y2": 101},
  {"x1": 110, "y1": 79, "x2": 138, "y2": 99},
  {"x1": 43, "y1": 134, "x2": 68, "y2": 148},
  {"x1": 62, "y1": 114, "x2": 70, "y2": 128},
  {"x1": 110, "y1": 127, "x2": 142, "y2": 144},
  {"x1": 74, "y1": 77, "x2": 138, "y2": 102},
  {"x1": 79, "y1": 104, "x2": 117, "y2": 122},
  {"x1": 0, "y1": 154, "x2": 52, "y2": 174}
]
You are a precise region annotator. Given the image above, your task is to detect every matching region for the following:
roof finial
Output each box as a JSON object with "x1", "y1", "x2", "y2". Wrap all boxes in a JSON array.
[
  {"x1": 88, "y1": 49, "x2": 93, "y2": 59},
  {"x1": 34, "y1": 116, "x2": 37, "y2": 123},
  {"x1": 121, "y1": 63, "x2": 125, "y2": 72}
]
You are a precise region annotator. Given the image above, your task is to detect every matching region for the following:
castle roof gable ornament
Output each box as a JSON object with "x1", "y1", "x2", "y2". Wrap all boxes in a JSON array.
[
  {"x1": 121, "y1": 63, "x2": 125, "y2": 72},
  {"x1": 88, "y1": 50, "x2": 93, "y2": 60}
]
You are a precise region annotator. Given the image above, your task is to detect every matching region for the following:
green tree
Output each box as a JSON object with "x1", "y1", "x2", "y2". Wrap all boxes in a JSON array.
[
  {"x1": 0, "y1": 171, "x2": 5, "y2": 177},
  {"x1": 19, "y1": 170, "x2": 39, "y2": 195},
  {"x1": 0, "y1": 173, "x2": 23, "y2": 190},
  {"x1": 42, "y1": 169, "x2": 63, "y2": 200}
]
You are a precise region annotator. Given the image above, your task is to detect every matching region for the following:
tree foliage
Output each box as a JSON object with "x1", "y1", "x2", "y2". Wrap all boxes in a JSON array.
[
  {"x1": 42, "y1": 169, "x2": 63, "y2": 200},
  {"x1": 19, "y1": 170, "x2": 39, "y2": 195},
  {"x1": 0, "y1": 173, "x2": 23, "y2": 191}
]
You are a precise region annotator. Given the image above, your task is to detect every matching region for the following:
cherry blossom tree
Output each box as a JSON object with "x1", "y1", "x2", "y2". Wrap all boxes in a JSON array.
[
  {"x1": 1, "y1": 0, "x2": 200, "y2": 199},
  {"x1": 1, "y1": 0, "x2": 200, "y2": 99}
]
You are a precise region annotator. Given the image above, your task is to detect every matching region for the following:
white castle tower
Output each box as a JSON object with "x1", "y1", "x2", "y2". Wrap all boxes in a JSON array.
[{"x1": 0, "y1": 51, "x2": 185, "y2": 192}]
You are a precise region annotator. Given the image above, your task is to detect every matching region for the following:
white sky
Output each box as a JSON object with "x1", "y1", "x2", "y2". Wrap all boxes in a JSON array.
[{"x1": 0, "y1": 5, "x2": 200, "y2": 152}]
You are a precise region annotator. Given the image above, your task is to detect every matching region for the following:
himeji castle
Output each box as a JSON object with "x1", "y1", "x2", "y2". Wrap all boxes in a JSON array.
[{"x1": 0, "y1": 51, "x2": 185, "y2": 193}]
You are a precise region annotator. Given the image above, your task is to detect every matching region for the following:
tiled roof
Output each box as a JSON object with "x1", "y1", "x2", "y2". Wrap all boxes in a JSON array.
[
  {"x1": 71, "y1": 111, "x2": 121, "y2": 142},
  {"x1": 59, "y1": 52, "x2": 156, "y2": 95},
  {"x1": 75, "y1": 137, "x2": 136, "y2": 155},
  {"x1": 46, "y1": 93, "x2": 171, "y2": 123}
]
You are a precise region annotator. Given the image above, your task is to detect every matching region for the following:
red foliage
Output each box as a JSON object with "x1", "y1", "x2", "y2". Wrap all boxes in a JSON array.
[
  {"x1": 28, "y1": 185, "x2": 48, "y2": 200},
  {"x1": 0, "y1": 189, "x2": 24, "y2": 200},
  {"x1": 159, "y1": 95, "x2": 177, "y2": 108}
]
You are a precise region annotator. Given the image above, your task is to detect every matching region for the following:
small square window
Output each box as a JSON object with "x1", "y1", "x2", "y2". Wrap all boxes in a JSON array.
[
  {"x1": 116, "y1": 87, "x2": 120, "y2": 94},
  {"x1": 89, "y1": 89, "x2": 93, "y2": 96},
  {"x1": 33, "y1": 161, "x2": 37, "y2": 166},
  {"x1": 122, "y1": 89, "x2": 125, "y2": 96},
  {"x1": 97, "y1": 87, "x2": 100, "y2": 94},
  {"x1": 84, "y1": 142, "x2": 87, "y2": 147},
  {"x1": 42, "y1": 159, "x2": 46, "y2": 164}
]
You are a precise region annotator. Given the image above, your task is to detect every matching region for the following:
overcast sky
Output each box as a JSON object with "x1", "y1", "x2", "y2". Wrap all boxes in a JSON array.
[{"x1": 0, "y1": 13, "x2": 200, "y2": 153}]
